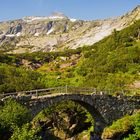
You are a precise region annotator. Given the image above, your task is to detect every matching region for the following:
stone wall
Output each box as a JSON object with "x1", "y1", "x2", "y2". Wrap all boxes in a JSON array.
[{"x1": 15, "y1": 93, "x2": 140, "y2": 140}]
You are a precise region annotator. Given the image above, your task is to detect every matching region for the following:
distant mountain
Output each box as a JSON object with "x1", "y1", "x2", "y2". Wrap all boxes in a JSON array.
[
  {"x1": 0, "y1": 6, "x2": 140, "y2": 53},
  {"x1": 22, "y1": 12, "x2": 68, "y2": 22}
]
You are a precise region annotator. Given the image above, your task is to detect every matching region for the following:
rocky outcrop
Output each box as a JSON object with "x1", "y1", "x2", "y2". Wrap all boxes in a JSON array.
[
  {"x1": 0, "y1": 6, "x2": 140, "y2": 53},
  {"x1": 6, "y1": 23, "x2": 22, "y2": 35},
  {"x1": 0, "y1": 35, "x2": 6, "y2": 43},
  {"x1": 0, "y1": 30, "x2": 3, "y2": 34}
]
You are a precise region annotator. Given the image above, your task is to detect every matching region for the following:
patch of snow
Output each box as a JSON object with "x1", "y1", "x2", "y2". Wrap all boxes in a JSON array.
[
  {"x1": 46, "y1": 28, "x2": 54, "y2": 35},
  {"x1": 22, "y1": 13, "x2": 67, "y2": 22},
  {"x1": 48, "y1": 16, "x2": 64, "y2": 20},
  {"x1": 70, "y1": 18, "x2": 77, "y2": 22},
  {"x1": 23, "y1": 16, "x2": 49, "y2": 22},
  {"x1": 5, "y1": 33, "x2": 21, "y2": 37},
  {"x1": 5, "y1": 34, "x2": 15, "y2": 37},
  {"x1": 16, "y1": 32, "x2": 21, "y2": 37},
  {"x1": 34, "y1": 32, "x2": 40, "y2": 37}
]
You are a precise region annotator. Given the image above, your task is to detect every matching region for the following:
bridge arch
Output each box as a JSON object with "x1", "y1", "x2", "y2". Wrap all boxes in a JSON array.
[{"x1": 27, "y1": 93, "x2": 108, "y2": 138}]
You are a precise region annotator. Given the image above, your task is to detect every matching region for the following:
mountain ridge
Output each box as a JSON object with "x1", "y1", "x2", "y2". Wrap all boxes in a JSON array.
[{"x1": 0, "y1": 6, "x2": 140, "y2": 53}]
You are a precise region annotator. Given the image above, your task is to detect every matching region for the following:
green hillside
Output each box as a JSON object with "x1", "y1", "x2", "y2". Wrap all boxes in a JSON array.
[
  {"x1": 0, "y1": 20, "x2": 140, "y2": 94},
  {"x1": 29, "y1": 19, "x2": 140, "y2": 94},
  {"x1": 80, "y1": 20, "x2": 140, "y2": 92}
]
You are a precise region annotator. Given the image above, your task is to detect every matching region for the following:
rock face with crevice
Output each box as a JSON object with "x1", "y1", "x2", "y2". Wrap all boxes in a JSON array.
[{"x1": 0, "y1": 6, "x2": 140, "y2": 53}]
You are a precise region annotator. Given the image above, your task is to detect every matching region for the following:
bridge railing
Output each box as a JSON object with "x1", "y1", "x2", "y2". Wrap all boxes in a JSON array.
[
  {"x1": 0, "y1": 86, "x2": 139, "y2": 100},
  {"x1": 0, "y1": 86, "x2": 97, "y2": 99}
]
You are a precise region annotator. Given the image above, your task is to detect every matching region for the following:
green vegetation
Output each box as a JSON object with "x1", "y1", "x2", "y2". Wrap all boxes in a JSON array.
[
  {"x1": 124, "y1": 113, "x2": 140, "y2": 140},
  {"x1": 0, "y1": 64, "x2": 45, "y2": 93},
  {"x1": 0, "y1": 99, "x2": 30, "y2": 127},
  {"x1": 0, "y1": 99, "x2": 93, "y2": 140},
  {"x1": 102, "y1": 112, "x2": 140, "y2": 140},
  {"x1": 32, "y1": 101, "x2": 94, "y2": 139},
  {"x1": 10, "y1": 123, "x2": 41, "y2": 140},
  {"x1": 80, "y1": 20, "x2": 140, "y2": 91},
  {"x1": 0, "y1": 99, "x2": 36, "y2": 140}
]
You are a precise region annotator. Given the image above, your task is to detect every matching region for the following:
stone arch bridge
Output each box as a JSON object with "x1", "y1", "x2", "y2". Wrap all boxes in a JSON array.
[{"x1": 1, "y1": 86, "x2": 140, "y2": 139}]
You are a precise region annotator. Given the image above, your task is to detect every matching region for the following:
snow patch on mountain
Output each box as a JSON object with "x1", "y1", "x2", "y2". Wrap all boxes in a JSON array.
[
  {"x1": 16, "y1": 32, "x2": 21, "y2": 37},
  {"x1": 5, "y1": 34, "x2": 15, "y2": 37},
  {"x1": 34, "y1": 32, "x2": 40, "y2": 37},
  {"x1": 22, "y1": 12, "x2": 68, "y2": 22},
  {"x1": 70, "y1": 18, "x2": 77, "y2": 22},
  {"x1": 47, "y1": 28, "x2": 54, "y2": 35}
]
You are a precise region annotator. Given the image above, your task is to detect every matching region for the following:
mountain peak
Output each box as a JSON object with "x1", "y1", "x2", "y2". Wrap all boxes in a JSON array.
[
  {"x1": 48, "y1": 12, "x2": 68, "y2": 19},
  {"x1": 134, "y1": 5, "x2": 140, "y2": 9},
  {"x1": 126, "y1": 5, "x2": 140, "y2": 21},
  {"x1": 22, "y1": 12, "x2": 68, "y2": 22},
  {"x1": 132, "y1": 5, "x2": 140, "y2": 12}
]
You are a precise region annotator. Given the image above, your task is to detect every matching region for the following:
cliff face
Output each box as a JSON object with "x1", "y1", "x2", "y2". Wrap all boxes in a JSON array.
[{"x1": 0, "y1": 6, "x2": 140, "y2": 53}]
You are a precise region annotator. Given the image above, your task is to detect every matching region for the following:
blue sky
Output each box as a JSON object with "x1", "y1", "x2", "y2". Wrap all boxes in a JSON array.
[{"x1": 0, "y1": 0, "x2": 139, "y2": 21}]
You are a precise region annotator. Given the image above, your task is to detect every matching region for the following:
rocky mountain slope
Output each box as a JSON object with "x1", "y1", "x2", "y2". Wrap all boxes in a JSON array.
[{"x1": 0, "y1": 6, "x2": 140, "y2": 53}]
